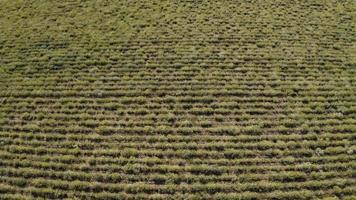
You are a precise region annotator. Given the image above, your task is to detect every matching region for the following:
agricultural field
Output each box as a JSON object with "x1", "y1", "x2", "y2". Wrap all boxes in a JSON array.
[{"x1": 0, "y1": 0, "x2": 355, "y2": 199}]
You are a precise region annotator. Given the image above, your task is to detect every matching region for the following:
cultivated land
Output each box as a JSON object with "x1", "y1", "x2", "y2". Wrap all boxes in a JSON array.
[{"x1": 0, "y1": 0, "x2": 355, "y2": 199}]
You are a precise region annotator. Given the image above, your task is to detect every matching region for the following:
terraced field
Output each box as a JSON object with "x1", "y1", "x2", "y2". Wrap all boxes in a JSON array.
[{"x1": 0, "y1": 0, "x2": 355, "y2": 199}]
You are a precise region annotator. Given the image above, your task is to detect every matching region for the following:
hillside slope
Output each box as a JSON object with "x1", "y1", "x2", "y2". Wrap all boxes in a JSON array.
[{"x1": 0, "y1": 0, "x2": 355, "y2": 199}]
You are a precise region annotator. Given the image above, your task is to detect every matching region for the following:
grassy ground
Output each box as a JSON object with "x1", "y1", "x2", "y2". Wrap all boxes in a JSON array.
[{"x1": 0, "y1": 0, "x2": 355, "y2": 199}]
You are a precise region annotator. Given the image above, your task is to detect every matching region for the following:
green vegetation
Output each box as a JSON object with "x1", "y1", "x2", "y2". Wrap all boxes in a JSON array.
[{"x1": 0, "y1": 0, "x2": 355, "y2": 199}]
